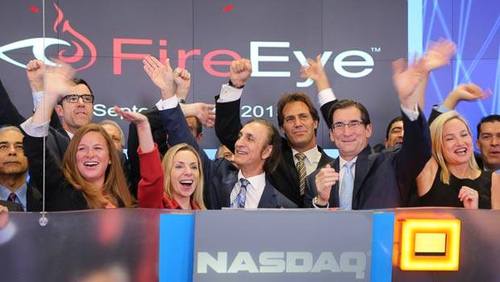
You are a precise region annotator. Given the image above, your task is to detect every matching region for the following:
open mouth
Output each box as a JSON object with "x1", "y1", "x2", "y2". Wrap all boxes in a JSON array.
[
  {"x1": 83, "y1": 160, "x2": 99, "y2": 167},
  {"x1": 179, "y1": 179, "x2": 194, "y2": 189},
  {"x1": 454, "y1": 147, "x2": 468, "y2": 156}
]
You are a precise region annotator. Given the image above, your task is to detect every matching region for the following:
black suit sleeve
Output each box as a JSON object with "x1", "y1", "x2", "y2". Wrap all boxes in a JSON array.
[
  {"x1": 0, "y1": 79, "x2": 26, "y2": 126},
  {"x1": 319, "y1": 100, "x2": 337, "y2": 129},
  {"x1": 394, "y1": 109, "x2": 432, "y2": 205},
  {"x1": 428, "y1": 107, "x2": 442, "y2": 125},
  {"x1": 214, "y1": 97, "x2": 242, "y2": 152}
]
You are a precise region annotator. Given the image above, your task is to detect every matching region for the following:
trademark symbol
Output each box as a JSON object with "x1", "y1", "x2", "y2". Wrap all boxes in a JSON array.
[{"x1": 371, "y1": 47, "x2": 381, "y2": 52}]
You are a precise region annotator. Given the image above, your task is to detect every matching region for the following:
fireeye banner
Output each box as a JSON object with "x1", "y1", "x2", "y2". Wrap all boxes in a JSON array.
[{"x1": 0, "y1": 0, "x2": 407, "y2": 148}]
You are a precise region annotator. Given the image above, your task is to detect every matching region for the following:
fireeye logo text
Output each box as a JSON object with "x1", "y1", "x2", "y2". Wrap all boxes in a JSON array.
[{"x1": 196, "y1": 251, "x2": 367, "y2": 279}]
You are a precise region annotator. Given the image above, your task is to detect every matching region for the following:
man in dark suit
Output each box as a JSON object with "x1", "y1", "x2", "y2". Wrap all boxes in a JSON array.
[
  {"x1": 304, "y1": 57, "x2": 431, "y2": 209},
  {"x1": 142, "y1": 56, "x2": 296, "y2": 209},
  {"x1": 214, "y1": 59, "x2": 332, "y2": 207},
  {"x1": 0, "y1": 126, "x2": 41, "y2": 211}
]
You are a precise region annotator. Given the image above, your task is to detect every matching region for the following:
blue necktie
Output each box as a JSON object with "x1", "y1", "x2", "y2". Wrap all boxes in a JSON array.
[
  {"x1": 230, "y1": 178, "x2": 250, "y2": 208},
  {"x1": 339, "y1": 161, "x2": 355, "y2": 210}
]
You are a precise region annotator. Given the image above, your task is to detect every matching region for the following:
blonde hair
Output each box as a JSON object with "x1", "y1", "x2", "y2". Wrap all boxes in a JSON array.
[
  {"x1": 161, "y1": 143, "x2": 206, "y2": 209},
  {"x1": 430, "y1": 111, "x2": 480, "y2": 184},
  {"x1": 62, "y1": 123, "x2": 134, "y2": 208}
]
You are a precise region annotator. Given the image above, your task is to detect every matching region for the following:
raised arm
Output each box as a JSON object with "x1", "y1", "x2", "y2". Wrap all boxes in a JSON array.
[
  {"x1": 392, "y1": 57, "x2": 432, "y2": 205},
  {"x1": 115, "y1": 107, "x2": 164, "y2": 208},
  {"x1": 415, "y1": 39, "x2": 456, "y2": 109},
  {"x1": 300, "y1": 55, "x2": 336, "y2": 128},
  {"x1": 214, "y1": 58, "x2": 252, "y2": 152}
]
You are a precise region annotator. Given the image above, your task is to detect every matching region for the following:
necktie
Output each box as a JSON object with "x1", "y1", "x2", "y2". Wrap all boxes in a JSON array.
[
  {"x1": 8, "y1": 193, "x2": 18, "y2": 203},
  {"x1": 230, "y1": 178, "x2": 250, "y2": 208},
  {"x1": 339, "y1": 161, "x2": 355, "y2": 210},
  {"x1": 295, "y1": 153, "x2": 307, "y2": 196}
]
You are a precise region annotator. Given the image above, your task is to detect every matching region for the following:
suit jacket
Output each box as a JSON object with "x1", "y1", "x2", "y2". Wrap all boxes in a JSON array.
[
  {"x1": 305, "y1": 107, "x2": 431, "y2": 209},
  {"x1": 215, "y1": 97, "x2": 332, "y2": 207},
  {"x1": 26, "y1": 182, "x2": 42, "y2": 212},
  {"x1": 158, "y1": 104, "x2": 297, "y2": 209}
]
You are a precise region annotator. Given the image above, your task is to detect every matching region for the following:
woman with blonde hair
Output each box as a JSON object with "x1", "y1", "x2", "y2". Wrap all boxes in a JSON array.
[
  {"x1": 115, "y1": 107, "x2": 205, "y2": 210},
  {"x1": 416, "y1": 111, "x2": 493, "y2": 208}
]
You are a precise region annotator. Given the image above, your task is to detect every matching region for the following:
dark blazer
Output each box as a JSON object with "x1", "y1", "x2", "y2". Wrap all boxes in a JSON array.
[
  {"x1": 305, "y1": 107, "x2": 431, "y2": 209},
  {"x1": 215, "y1": 97, "x2": 332, "y2": 207},
  {"x1": 158, "y1": 104, "x2": 297, "y2": 209},
  {"x1": 26, "y1": 182, "x2": 42, "y2": 212}
]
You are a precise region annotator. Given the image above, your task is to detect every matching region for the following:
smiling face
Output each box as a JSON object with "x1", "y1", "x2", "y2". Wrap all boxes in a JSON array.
[
  {"x1": 233, "y1": 122, "x2": 272, "y2": 175},
  {"x1": 330, "y1": 106, "x2": 372, "y2": 160},
  {"x1": 76, "y1": 131, "x2": 110, "y2": 186},
  {"x1": 281, "y1": 101, "x2": 318, "y2": 152},
  {"x1": 55, "y1": 83, "x2": 94, "y2": 134},
  {"x1": 441, "y1": 118, "x2": 474, "y2": 165},
  {"x1": 170, "y1": 150, "x2": 200, "y2": 201}
]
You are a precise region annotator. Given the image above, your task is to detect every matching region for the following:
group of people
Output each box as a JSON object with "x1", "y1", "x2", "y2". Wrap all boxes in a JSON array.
[{"x1": 0, "y1": 39, "x2": 498, "y2": 214}]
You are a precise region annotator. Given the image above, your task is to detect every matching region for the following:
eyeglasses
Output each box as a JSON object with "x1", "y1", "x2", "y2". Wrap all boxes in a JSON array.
[
  {"x1": 332, "y1": 120, "x2": 364, "y2": 130},
  {"x1": 61, "y1": 94, "x2": 94, "y2": 104}
]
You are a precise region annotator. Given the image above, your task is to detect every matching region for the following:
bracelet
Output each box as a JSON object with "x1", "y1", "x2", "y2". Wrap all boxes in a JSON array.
[{"x1": 312, "y1": 196, "x2": 329, "y2": 208}]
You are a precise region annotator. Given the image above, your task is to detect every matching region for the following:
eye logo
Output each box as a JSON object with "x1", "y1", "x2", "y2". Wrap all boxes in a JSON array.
[{"x1": 0, "y1": 2, "x2": 97, "y2": 70}]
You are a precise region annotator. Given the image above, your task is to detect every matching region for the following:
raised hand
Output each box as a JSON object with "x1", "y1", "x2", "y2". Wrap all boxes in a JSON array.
[
  {"x1": 114, "y1": 106, "x2": 154, "y2": 153},
  {"x1": 174, "y1": 67, "x2": 191, "y2": 100},
  {"x1": 300, "y1": 54, "x2": 330, "y2": 91},
  {"x1": 423, "y1": 39, "x2": 456, "y2": 72},
  {"x1": 143, "y1": 56, "x2": 175, "y2": 99},
  {"x1": 181, "y1": 102, "x2": 216, "y2": 128},
  {"x1": 229, "y1": 58, "x2": 252, "y2": 88},
  {"x1": 43, "y1": 60, "x2": 75, "y2": 101},
  {"x1": 392, "y1": 58, "x2": 427, "y2": 109},
  {"x1": 114, "y1": 106, "x2": 148, "y2": 126},
  {"x1": 314, "y1": 164, "x2": 339, "y2": 206},
  {"x1": 458, "y1": 186, "x2": 479, "y2": 209},
  {"x1": 26, "y1": 59, "x2": 45, "y2": 92}
]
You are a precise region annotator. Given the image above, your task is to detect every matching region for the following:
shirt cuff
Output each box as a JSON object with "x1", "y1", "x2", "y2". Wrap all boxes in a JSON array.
[
  {"x1": 434, "y1": 104, "x2": 450, "y2": 113},
  {"x1": 32, "y1": 91, "x2": 43, "y2": 110},
  {"x1": 216, "y1": 84, "x2": 243, "y2": 103},
  {"x1": 400, "y1": 104, "x2": 419, "y2": 121},
  {"x1": 20, "y1": 117, "x2": 50, "y2": 137},
  {"x1": 318, "y1": 88, "x2": 337, "y2": 107},
  {"x1": 155, "y1": 95, "x2": 179, "y2": 111}
]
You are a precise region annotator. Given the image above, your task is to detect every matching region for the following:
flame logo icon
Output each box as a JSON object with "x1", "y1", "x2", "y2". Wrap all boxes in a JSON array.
[
  {"x1": 0, "y1": 2, "x2": 97, "y2": 70},
  {"x1": 52, "y1": 3, "x2": 97, "y2": 70}
]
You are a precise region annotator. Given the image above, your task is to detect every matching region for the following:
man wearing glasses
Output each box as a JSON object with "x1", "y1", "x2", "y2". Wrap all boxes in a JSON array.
[
  {"x1": 303, "y1": 56, "x2": 432, "y2": 210},
  {"x1": 0, "y1": 60, "x2": 94, "y2": 162}
]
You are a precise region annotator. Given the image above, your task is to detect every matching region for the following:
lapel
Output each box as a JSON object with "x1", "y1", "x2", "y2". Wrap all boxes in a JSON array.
[
  {"x1": 258, "y1": 180, "x2": 278, "y2": 208},
  {"x1": 318, "y1": 146, "x2": 334, "y2": 167},
  {"x1": 282, "y1": 141, "x2": 300, "y2": 183},
  {"x1": 352, "y1": 146, "x2": 375, "y2": 206},
  {"x1": 332, "y1": 158, "x2": 340, "y2": 207},
  {"x1": 220, "y1": 168, "x2": 239, "y2": 207},
  {"x1": 26, "y1": 182, "x2": 42, "y2": 211}
]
